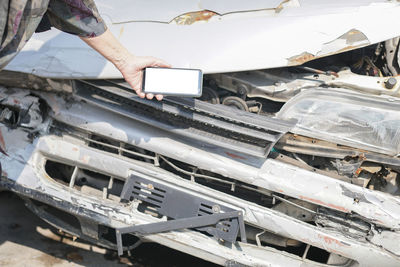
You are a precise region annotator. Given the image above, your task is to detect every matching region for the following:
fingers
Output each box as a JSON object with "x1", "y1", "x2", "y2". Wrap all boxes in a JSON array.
[
  {"x1": 135, "y1": 90, "x2": 161, "y2": 101},
  {"x1": 122, "y1": 56, "x2": 168, "y2": 101},
  {"x1": 145, "y1": 93, "x2": 163, "y2": 101},
  {"x1": 135, "y1": 89, "x2": 145, "y2": 98}
]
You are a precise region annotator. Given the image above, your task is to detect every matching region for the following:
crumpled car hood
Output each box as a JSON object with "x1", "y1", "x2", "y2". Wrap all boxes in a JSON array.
[
  {"x1": 99, "y1": 0, "x2": 286, "y2": 23},
  {"x1": 4, "y1": 0, "x2": 400, "y2": 78}
]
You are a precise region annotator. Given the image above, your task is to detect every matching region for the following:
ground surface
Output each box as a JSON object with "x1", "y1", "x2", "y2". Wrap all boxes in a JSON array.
[{"x1": 0, "y1": 192, "x2": 218, "y2": 267}]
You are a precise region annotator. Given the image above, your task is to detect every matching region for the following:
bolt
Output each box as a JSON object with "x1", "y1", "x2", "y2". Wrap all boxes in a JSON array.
[
  {"x1": 385, "y1": 77, "x2": 397, "y2": 89},
  {"x1": 212, "y1": 205, "x2": 221, "y2": 213},
  {"x1": 237, "y1": 85, "x2": 247, "y2": 95}
]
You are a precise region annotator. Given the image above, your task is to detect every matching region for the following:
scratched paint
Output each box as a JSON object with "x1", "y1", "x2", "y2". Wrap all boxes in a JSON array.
[{"x1": 5, "y1": 1, "x2": 400, "y2": 77}]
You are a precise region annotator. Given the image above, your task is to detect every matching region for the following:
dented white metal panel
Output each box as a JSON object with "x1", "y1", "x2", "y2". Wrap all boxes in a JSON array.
[
  {"x1": 2, "y1": 132, "x2": 397, "y2": 266},
  {"x1": 98, "y1": 0, "x2": 285, "y2": 23},
  {"x1": 4, "y1": 0, "x2": 400, "y2": 78},
  {"x1": 2, "y1": 132, "x2": 398, "y2": 266}
]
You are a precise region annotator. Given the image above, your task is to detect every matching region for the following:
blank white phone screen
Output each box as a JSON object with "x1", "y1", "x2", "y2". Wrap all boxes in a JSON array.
[{"x1": 144, "y1": 68, "x2": 201, "y2": 95}]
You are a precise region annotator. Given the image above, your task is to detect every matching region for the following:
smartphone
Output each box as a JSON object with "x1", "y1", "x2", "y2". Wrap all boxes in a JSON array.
[{"x1": 142, "y1": 67, "x2": 203, "y2": 97}]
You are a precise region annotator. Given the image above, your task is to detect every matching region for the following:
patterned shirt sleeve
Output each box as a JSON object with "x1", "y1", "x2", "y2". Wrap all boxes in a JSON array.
[{"x1": 46, "y1": 0, "x2": 107, "y2": 38}]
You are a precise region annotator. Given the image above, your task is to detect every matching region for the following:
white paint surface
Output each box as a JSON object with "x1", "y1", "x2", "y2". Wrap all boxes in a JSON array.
[{"x1": 4, "y1": 0, "x2": 400, "y2": 78}]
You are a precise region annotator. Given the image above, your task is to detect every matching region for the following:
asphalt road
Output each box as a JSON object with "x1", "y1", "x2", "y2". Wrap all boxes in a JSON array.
[{"x1": 0, "y1": 192, "x2": 218, "y2": 267}]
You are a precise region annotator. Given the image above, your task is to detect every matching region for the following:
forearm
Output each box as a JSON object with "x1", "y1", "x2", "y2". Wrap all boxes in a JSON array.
[
  {"x1": 50, "y1": 0, "x2": 169, "y2": 100},
  {"x1": 80, "y1": 28, "x2": 133, "y2": 70}
]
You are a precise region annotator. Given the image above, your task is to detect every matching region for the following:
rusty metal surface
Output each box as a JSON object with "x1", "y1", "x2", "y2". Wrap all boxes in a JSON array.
[
  {"x1": 287, "y1": 29, "x2": 371, "y2": 65},
  {"x1": 173, "y1": 10, "x2": 218, "y2": 25}
]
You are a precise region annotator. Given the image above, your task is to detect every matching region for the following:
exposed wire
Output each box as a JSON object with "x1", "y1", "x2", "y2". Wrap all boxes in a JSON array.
[
  {"x1": 272, "y1": 194, "x2": 317, "y2": 215},
  {"x1": 159, "y1": 155, "x2": 233, "y2": 185},
  {"x1": 298, "y1": 66, "x2": 339, "y2": 78},
  {"x1": 159, "y1": 155, "x2": 271, "y2": 195}
]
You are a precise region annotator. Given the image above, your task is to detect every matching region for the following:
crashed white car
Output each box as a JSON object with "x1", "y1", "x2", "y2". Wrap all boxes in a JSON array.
[{"x1": 1, "y1": 1, "x2": 400, "y2": 266}]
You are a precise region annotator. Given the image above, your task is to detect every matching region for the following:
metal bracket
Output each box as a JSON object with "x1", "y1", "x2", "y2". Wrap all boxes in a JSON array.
[
  {"x1": 116, "y1": 210, "x2": 246, "y2": 255},
  {"x1": 116, "y1": 174, "x2": 247, "y2": 255}
]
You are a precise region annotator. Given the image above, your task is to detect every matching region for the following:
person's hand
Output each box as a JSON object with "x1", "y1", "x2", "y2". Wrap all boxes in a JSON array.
[
  {"x1": 80, "y1": 29, "x2": 170, "y2": 100},
  {"x1": 117, "y1": 55, "x2": 171, "y2": 100},
  {"x1": 80, "y1": 29, "x2": 170, "y2": 99}
]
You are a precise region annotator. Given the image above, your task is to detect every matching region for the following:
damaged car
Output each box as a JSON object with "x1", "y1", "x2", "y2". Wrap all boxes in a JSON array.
[{"x1": 1, "y1": 0, "x2": 400, "y2": 266}]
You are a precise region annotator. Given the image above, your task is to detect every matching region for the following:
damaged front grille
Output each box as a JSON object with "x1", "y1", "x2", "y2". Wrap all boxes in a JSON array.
[
  {"x1": 2, "y1": 86, "x2": 381, "y2": 265},
  {"x1": 44, "y1": 121, "x2": 357, "y2": 265},
  {"x1": 73, "y1": 79, "x2": 294, "y2": 157},
  {"x1": 49, "y1": 120, "x2": 276, "y2": 207}
]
